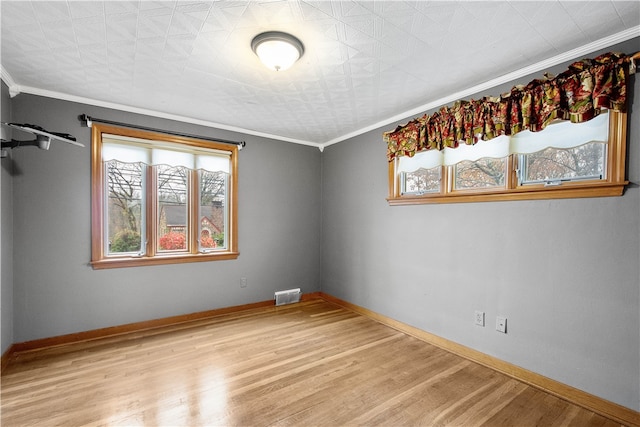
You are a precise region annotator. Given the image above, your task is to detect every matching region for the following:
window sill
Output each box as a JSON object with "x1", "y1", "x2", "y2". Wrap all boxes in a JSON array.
[
  {"x1": 387, "y1": 182, "x2": 628, "y2": 205},
  {"x1": 91, "y1": 251, "x2": 240, "y2": 269}
]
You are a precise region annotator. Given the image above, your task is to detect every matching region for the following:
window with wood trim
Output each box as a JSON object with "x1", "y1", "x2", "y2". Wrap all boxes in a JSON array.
[
  {"x1": 385, "y1": 51, "x2": 637, "y2": 205},
  {"x1": 91, "y1": 124, "x2": 238, "y2": 269},
  {"x1": 388, "y1": 110, "x2": 628, "y2": 204}
]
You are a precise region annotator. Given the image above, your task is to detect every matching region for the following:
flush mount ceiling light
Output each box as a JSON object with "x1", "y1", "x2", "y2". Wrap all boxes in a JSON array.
[{"x1": 251, "y1": 31, "x2": 304, "y2": 71}]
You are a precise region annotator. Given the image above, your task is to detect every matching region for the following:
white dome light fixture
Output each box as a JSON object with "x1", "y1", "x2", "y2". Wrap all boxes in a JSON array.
[{"x1": 251, "y1": 31, "x2": 304, "y2": 71}]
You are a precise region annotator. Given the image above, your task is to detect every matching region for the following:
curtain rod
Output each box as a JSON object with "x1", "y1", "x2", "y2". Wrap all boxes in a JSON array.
[{"x1": 78, "y1": 114, "x2": 246, "y2": 149}]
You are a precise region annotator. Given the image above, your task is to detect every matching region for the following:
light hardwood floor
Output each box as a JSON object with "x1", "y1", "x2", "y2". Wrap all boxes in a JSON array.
[{"x1": 1, "y1": 300, "x2": 624, "y2": 426}]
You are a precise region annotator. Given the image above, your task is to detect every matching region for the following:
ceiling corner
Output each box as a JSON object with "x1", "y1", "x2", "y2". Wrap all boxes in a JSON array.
[{"x1": 1, "y1": 67, "x2": 20, "y2": 97}]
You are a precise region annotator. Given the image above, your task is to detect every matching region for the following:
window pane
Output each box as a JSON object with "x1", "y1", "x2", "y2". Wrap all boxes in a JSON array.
[
  {"x1": 105, "y1": 160, "x2": 144, "y2": 255},
  {"x1": 520, "y1": 142, "x2": 605, "y2": 184},
  {"x1": 401, "y1": 167, "x2": 441, "y2": 195},
  {"x1": 454, "y1": 158, "x2": 506, "y2": 190},
  {"x1": 199, "y1": 170, "x2": 228, "y2": 250},
  {"x1": 157, "y1": 165, "x2": 189, "y2": 252}
]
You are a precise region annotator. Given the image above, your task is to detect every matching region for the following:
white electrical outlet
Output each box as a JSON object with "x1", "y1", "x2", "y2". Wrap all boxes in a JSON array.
[
  {"x1": 474, "y1": 311, "x2": 485, "y2": 326},
  {"x1": 496, "y1": 316, "x2": 507, "y2": 333},
  {"x1": 240, "y1": 277, "x2": 247, "y2": 288}
]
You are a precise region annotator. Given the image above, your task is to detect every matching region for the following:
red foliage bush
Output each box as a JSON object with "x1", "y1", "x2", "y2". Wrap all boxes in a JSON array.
[
  {"x1": 200, "y1": 235, "x2": 217, "y2": 248},
  {"x1": 159, "y1": 232, "x2": 186, "y2": 250}
]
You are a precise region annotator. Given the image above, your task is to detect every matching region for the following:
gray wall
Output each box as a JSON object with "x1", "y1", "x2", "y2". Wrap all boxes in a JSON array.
[
  {"x1": 8, "y1": 94, "x2": 321, "y2": 344},
  {"x1": 321, "y1": 39, "x2": 640, "y2": 411},
  {"x1": 1, "y1": 81, "x2": 14, "y2": 355}
]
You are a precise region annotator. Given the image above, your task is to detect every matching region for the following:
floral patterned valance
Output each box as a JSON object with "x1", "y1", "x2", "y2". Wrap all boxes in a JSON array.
[{"x1": 384, "y1": 52, "x2": 635, "y2": 162}]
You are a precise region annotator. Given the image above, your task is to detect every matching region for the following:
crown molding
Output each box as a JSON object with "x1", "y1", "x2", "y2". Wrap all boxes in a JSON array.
[
  {"x1": 320, "y1": 25, "x2": 640, "y2": 150},
  {"x1": 8, "y1": 84, "x2": 323, "y2": 149}
]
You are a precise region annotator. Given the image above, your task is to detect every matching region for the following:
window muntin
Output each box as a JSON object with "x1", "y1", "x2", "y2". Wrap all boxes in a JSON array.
[
  {"x1": 388, "y1": 110, "x2": 627, "y2": 204},
  {"x1": 91, "y1": 124, "x2": 239, "y2": 269}
]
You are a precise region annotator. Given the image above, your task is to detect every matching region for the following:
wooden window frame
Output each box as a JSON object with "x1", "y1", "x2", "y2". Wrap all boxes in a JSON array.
[
  {"x1": 91, "y1": 124, "x2": 239, "y2": 269},
  {"x1": 388, "y1": 111, "x2": 628, "y2": 205}
]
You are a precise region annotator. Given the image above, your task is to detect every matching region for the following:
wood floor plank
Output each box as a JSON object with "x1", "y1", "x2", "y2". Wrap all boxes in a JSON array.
[{"x1": 1, "y1": 300, "x2": 626, "y2": 426}]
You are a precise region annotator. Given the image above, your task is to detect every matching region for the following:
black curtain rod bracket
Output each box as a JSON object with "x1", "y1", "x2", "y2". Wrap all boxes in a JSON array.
[{"x1": 79, "y1": 114, "x2": 246, "y2": 149}]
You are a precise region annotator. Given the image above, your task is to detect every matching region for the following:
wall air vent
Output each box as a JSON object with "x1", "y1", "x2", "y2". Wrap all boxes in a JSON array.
[{"x1": 274, "y1": 288, "x2": 301, "y2": 306}]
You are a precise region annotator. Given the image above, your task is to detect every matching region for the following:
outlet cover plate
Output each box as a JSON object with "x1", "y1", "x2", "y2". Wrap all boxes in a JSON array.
[
  {"x1": 475, "y1": 311, "x2": 485, "y2": 326},
  {"x1": 496, "y1": 316, "x2": 507, "y2": 333}
]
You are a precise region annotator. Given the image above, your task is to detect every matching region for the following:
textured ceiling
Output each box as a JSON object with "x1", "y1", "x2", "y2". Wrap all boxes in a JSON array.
[{"x1": 1, "y1": 1, "x2": 639, "y2": 148}]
